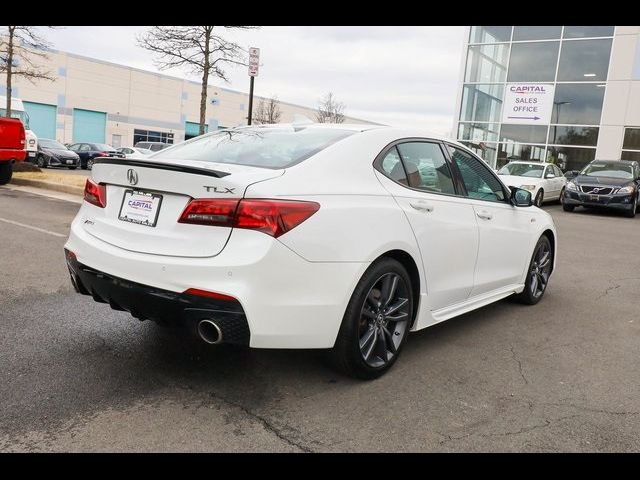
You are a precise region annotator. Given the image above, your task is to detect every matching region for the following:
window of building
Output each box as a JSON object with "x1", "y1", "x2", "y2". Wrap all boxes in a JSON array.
[
  {"x1": 465, "y1": 44, "x2": 510, "y2": 83},
  {"x1": 512, "y1": 26, "x2": 562, "y2": 41},
  {"x1": 449, "y1": 145, "x2": 506, "y2": 202},
  {"x1": 497, "y1": 143, "x2": 546, "y2": 168},
  {"x1": 460, "y1": 84, "x2": 504, "y2": 123},
  {"x1": 469, "y1": 26, "x2": 512, "y2": 44},
  {"x1": 551, "y1": 84, "x2": 606, "y2": 125},
  {"x1": 458, "y1": 122, "x2": 500, "y2": 142},
  {"x1": 563, "y1": 26, "x2": 615, "y2": 39},
  {"x1": 548, "y1": 126, "x2": 599, "y2": 146},
  {"x1": 557, "y1": 39, "x2": 612, "y2": 82},
  {"x1": 622, "y1": 127, "x2": 640, "y2": 161},
  {"x1": 508, "y1": 42, "x2": 560, "y2": 82},
  {"x1": 499, "y1": 124, "x2": 548, "y2": 144},
  {"x1": 396, "y1": 142, "x2": 455, "y2": 194},
  {"x1": 546, "y1": 146, "x2": 596, "y2": 172},
  {"x1": 133, "y1": 129, "x2": 174, "y2": 145}
]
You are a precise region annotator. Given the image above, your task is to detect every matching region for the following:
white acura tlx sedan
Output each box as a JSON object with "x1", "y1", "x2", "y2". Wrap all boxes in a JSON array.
[{"x1": 64, "y1": 124, "x2": 557, "y2": 379}]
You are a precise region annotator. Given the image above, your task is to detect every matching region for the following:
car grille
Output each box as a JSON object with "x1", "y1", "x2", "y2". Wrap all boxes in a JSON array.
[{"x1": 581, "y1": 185, "x2": 614, "y2": 195}]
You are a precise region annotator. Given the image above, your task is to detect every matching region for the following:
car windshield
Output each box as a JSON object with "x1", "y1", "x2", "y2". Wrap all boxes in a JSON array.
[
  {"x1": 581, "y1": 162, "x2": 633, "y2": 179},
  {"x1": 152, "y1": 127, "x2": 355, "y2": 169},
  {"x1": 497, "y1": 163, "x2": 545, "y2": 178},
  {"x1": 94, "y1": 144, "x2": 114, "y2": 151},
  {"x1": 39, "y1": 139, "x2": 67, "y2": 149}
]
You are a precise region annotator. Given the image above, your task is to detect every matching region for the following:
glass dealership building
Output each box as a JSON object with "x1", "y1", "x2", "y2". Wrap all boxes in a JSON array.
[{"x1": 453, "y1": 26, "x2": 640, "y2": 172}]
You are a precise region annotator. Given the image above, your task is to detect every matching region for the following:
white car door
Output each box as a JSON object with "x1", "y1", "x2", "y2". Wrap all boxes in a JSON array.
[
  {"x1": 374, "y1": 141, "x2": 479, "y2": 311},
  {"x1": 542, "y1": 165, "x2": 561, "y2": 199},
  {"x1": 447, "y1": 145, "x2": 535, "y2": 297}
]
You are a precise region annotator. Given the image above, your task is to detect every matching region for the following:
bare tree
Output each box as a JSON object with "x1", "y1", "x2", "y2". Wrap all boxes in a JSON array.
[
  {"x1": 138, "y1": 26, "x2": 259, "y2": 136},
  {"x1": 315, "y1": 92, "x2": 345, "y2": 124},
  {"x1": 1, "y1": 26, "x2": 58, "y2": 117},
  {"x1": 252, "y1": 95, "x2": 282, "y2": 124}
]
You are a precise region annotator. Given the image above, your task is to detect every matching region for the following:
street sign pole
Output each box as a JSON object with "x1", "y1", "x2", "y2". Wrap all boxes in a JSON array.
[
  {"x1": 247, "y1": 76, "x2": 255, "y2": 126},
  {"x1": 247, "y1": 47, "x2": 260, "y2": 126}
]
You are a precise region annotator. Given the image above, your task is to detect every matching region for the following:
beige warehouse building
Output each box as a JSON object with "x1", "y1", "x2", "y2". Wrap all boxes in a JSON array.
[{"x1": 4, "y1": 47, "x2": 373, "y2": 148}]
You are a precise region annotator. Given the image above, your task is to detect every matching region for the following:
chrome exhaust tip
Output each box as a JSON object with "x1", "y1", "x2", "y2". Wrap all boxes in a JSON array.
[{"x1": 197, "y1": 319, "x2": 223, "y2": 345}]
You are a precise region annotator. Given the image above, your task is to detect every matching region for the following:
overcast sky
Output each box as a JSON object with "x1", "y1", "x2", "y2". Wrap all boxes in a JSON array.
[{"x1": 41, "y1": 26, "x2": 466, "y2": 136}]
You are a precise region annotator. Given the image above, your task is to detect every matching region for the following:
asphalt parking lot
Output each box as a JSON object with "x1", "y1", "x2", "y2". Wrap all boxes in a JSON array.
[{"x1": 1, "y1": 185, "x2": 639, "y2": 452}]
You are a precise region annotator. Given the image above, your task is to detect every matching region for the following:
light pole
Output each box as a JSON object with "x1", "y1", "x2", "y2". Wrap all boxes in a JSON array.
[{"x1": 552, "y1": 101, "x2": 571, "y2": 144}]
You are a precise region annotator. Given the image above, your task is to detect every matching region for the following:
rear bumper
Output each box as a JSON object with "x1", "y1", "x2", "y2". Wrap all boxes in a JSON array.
[
  {"x1": 64, "y1": 210, "x2": 369, "y2": 349},
  {"x1": 65, "y1": 251, "x2": 250, "y2": 345},
  {"x1": 563, "y1": 189, "x2": 635, "y2": 210},
  {"x1": 0, "y1": 149, "x2": 26, "y2": 162}
]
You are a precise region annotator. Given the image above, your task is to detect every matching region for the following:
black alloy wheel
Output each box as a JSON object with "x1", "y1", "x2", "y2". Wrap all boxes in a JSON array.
[
  {"x1": 330, "y1": 258, "x2": 413, "y2": 379},
  {"x1": 515, "y1": 235, "x2": 552, "y2": 305}
]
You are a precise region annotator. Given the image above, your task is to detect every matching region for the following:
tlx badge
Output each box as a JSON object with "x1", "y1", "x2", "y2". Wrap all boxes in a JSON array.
[{"x1": 204, "y1": 186, "x2": 235, "y2": 194}]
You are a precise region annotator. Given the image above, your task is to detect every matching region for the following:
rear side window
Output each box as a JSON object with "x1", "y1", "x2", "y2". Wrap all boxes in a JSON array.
[
  {"x1": 153, "y1": 127, "x2": 355, "y2": 169},
  {"x1": 380, "y1": 147, "x2": 408, "y2": 184},
  {"x1": 449, "y1": 145, "x2": 507, "y2": 202},
  {"x1": 396, "y1": 142, "x2": 455, "y2": 194}
]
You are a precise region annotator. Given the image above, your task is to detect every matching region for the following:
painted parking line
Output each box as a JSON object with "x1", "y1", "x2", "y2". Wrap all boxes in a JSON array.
[{"x1": 0, "y1": 217, "x2": 66, "y2": 238}]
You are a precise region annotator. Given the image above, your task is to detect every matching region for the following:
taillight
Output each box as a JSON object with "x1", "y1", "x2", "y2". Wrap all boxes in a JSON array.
[
  {"x1": 178, "y1": 199, "x2": 320, "y2": 238},
  {"x1": 84, "y1": 178, "x2": 107, "y2": 208},
  {"x1": 183, "y1": 288, "x2": 238, "y2": 303}
]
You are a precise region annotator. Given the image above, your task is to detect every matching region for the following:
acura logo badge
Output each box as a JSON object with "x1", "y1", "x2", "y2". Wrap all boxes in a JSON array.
[{"x1": 127, "y1": 169, "x2": 138, "y2": 185}]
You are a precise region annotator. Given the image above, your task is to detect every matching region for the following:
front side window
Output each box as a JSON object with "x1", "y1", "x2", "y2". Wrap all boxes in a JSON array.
[
  {"x1": 449, "y1": 146, "x2": 506, "y2": 203},
  {"x1": 396, "y1": 142, "x2": 456, "y2": 195},
  {"x1": 79, "y1": 144, "x2": 91, "y2": 152}
]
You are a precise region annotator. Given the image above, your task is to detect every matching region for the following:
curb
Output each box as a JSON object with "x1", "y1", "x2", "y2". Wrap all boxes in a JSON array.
[{"x1": 10, "y1": 177, "x2": 84, "y2": 196}]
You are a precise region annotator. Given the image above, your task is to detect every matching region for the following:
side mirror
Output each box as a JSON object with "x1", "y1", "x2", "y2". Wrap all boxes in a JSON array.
[
  {"x1": 546, "y1": 173, "x2": 555, "y2": 179},
  {"x1": 510, "y1": 187, "x2": 532, "y2": 207},
  {"x1": 564, "y1": 170, "x2": 579, "y2": 179}
]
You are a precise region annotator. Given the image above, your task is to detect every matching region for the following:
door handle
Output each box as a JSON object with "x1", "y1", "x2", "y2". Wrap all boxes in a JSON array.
[
  {"x1": 410, "y1": 202, "x2": 434, "y2": 213},
  {"x1": 476, "y1": 210, "x2": 493, "y2": 220}
]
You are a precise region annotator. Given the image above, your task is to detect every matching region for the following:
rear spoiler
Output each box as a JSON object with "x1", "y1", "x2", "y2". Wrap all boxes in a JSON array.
[{"x1": 93, "y1": 158, "x2": 230, "y2": 178}]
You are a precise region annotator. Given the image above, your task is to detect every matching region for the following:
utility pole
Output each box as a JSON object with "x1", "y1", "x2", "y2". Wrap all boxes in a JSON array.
[{"x1": 247, "y1": 47, "x2": 260, "y2": 125}]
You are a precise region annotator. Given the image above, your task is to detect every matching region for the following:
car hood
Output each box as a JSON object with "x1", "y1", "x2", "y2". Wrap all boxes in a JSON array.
[
  {"x1": 573, "y1": 175, "x2": 634, "y2": 187},
  {"x1": 45, "y1": 148, "x2": 79, "y2": 158},
  {"x1": 497, "y1": 174, "x2": 543, "y2": 187}
]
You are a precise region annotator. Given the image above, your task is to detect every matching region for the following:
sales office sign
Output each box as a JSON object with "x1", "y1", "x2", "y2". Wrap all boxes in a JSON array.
[{"x1": 501, "y1": 83, "x2": 555, "y2": 125}]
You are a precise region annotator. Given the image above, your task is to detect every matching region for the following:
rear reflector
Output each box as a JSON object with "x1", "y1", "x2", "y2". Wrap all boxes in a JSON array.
[
  {"x1": 84, "y1": 178, "x2": 107, "y2": 208},
  {"x1": 178, "y1": 198, "x2": 319, "y2": 238},
  {"x1": 184, "y1": 288, "x2": 238, "y2": 303}
]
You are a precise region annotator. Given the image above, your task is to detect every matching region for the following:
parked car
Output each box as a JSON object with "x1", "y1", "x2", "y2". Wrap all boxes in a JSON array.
[
  {"x1": 0, "y1": 117, "x2": 26, "y2": 185},
  {"x1": 64, "y1": 124, "x2": 557, "y2": 379},
  {"x1": 68, "y1": 142, "x2": 125, "y2": 170},
  {"x1": 134, "y1": 141, "x2": 171, "y2": 152},
  {"x1": 562, "y1": 159, "x2": 640, "y2": 218},
  {"x1": 497, "y1": 161, "x2": 567, "y2": 207},
  {"x1": 117, "y1": 147, "x2": 153, "y2": 158},
  {"x1": 35, "y1": 138, "x2": 80, "y2": 169}
]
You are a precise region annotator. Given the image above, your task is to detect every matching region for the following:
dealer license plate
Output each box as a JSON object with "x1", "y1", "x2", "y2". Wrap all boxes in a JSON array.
[{"x1": 118, "y1": 190, "x2": 163, "y2": 227}]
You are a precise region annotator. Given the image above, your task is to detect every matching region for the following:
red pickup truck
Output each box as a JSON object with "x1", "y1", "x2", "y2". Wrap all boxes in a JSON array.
[{"x1": 0, "y1": 117, "x2": 27, "y2": 185}]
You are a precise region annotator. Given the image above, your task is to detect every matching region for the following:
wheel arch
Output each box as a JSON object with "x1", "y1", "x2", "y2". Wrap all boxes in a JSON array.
[
  {"x1": 374, "y1": 249, "x2": 421, "y2": 328},
  {"x1": 541, "y1": 228, "x2": 556, "y2": 273}
]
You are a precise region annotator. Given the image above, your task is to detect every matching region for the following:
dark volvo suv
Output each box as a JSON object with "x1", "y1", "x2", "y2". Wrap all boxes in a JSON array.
[{"x1": 562, "y1": 160, "x2": 640, "y2": 218}]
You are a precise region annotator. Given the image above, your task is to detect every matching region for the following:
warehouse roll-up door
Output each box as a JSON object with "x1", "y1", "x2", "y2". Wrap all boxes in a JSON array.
[
  {"x1": 73, "y1": 108, "x2": 106, "y2": 143},
  {"x1": 185, "y1": 121, "x2": 208, "y2": 140},
  {"x1": 23, "y1": 102, "x2": 56, "y2": 139}
]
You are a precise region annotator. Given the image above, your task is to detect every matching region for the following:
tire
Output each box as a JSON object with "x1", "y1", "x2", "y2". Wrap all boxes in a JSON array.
[
  {"x1": 329, "y1": 258, "x2": 414, "y2": 380},
  {"x1": 515, "y1": 235, "x2": 552, "y2": 305},
  {"x1": 558, "y1": 187, "x2": 565, "y2": 205},
  {"x1": 86, "y1": 158, "x2": 94, "y2": 170},
  {"x1": 534, "y1": 189, "x2": 544, "y2": 207},
  {"x1": 0, "y1": 162, "x2": 12, "y2": 185},
  {"x1": 562, "y1": 204, "x2": 575, "y2": 212},
  {"x1": 624, "y1": 195, "x2": 637, "y2": 218},
  {"x1": 36, "y1": 155, "x2": 47, "y2": 168}
]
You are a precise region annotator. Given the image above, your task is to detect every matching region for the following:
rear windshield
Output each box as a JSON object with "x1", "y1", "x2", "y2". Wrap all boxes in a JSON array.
[
  {"x1": 497, "y1": 163, "x2": 544, "y2": 178},
  {"x1": 152, "y1": 127, "x2": 355, "y2": 169}
]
